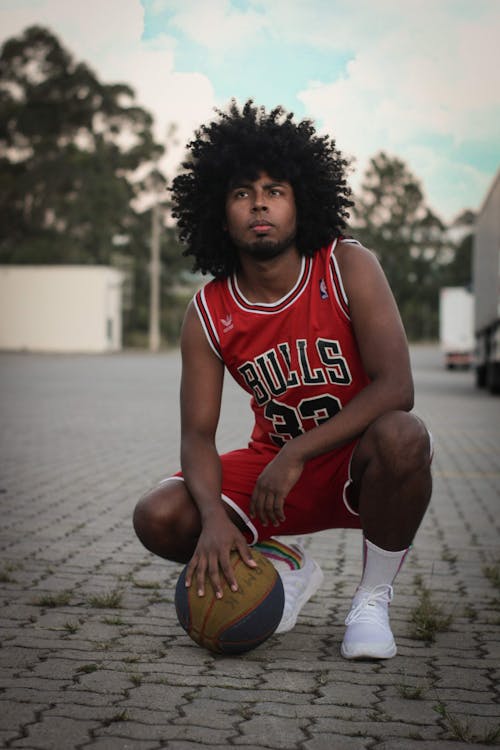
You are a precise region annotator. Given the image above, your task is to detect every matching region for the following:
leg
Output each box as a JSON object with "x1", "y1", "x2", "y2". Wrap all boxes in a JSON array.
[
  {"x1": 134, "y1": 477, "x2": 324, "y2": 635},
  {"x1": 342, "y1": 411, "x2": 432, "y2": 660},
  {"x1": 350, "y1": 410, "x2": 432, "y2": 549},
  {"x1": 133, "y1": 478, "x2": 246, "y2": 564}
]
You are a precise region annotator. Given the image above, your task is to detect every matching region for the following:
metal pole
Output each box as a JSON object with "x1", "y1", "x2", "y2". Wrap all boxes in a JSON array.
[{"x1": 149, "y1": 200, "x2": 161, "y2": 352}]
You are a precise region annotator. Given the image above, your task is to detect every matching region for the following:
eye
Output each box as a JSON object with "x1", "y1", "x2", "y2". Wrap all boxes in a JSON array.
[{"x1": 234, "y1": 189, "x2": 249, "y2": 199}]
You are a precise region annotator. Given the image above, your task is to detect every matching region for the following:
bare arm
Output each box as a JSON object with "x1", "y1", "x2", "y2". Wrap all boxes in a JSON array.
[
  {"x1": 180, "y1": 301, "x2": 225, "y2": 521},
  {"x1": 180, "y1": 301, "x2": 255, "y2": 596},
  {"x1": 290, "y1": 241, "x2": 413, "y2": 457},
  {"x1": 251, "y1": 242, "x2": 414, "y2": 525}
]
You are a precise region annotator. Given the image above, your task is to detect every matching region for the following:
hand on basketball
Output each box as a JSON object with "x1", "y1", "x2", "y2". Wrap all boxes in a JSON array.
[
  {"x1": 185, "y1": 515, "x2": 256, "y2": 599},
  {"x1": 250, "y1": 446, "x2": 305, "y2": 527}
]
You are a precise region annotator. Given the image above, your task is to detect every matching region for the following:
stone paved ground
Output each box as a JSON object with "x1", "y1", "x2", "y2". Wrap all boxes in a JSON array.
[{"x1": 0, "y1": 345, "x2": 499, "y2": 750}]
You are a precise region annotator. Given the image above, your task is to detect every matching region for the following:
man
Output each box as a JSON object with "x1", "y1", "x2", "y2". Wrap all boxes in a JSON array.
[{"x1": 133, "y1": 101, "x2": 433, "y2": 659}]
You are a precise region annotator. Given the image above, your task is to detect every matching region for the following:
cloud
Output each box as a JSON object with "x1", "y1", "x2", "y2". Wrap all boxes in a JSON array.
[
  {"x1": 146, "y1": 0, "x2": 267, "y2": 54},
  {"x1": 0, "y1": 0, "x2": 145, "y2": 65},
  {"x1": 297, "y1": 3, "x2": 500, "y2": 142},
  {"x1": 293, "y1": 1, "x2": 500, "y2": 218},
  {"x1": 399, "y1": 146, "x2": 493, "y2": 220},
  {"x1": 143, "y1": 0, "x2": 500, "y2": 209},
  {"x1": 2, "y1": 0, "x2": 499, "y2": 217},
  {"x1": 0, "y1": 0, "x2": 217, "y2": 176}
]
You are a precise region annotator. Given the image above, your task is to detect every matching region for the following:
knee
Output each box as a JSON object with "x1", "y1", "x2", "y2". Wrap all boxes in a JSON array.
[
  {"x1": 369, "y1": 411, "x2": 431, "y2": 477},
  {"x1": 132, "y1": 481, "x2": 200, "y2": 558},
  {"x1": 133, "y1": 489, "x2": 160, "y2": 543}
]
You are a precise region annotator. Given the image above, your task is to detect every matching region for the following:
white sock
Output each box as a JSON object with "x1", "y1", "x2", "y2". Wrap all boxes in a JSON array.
[{"x1": 358, "y1": 537, "x2": 410, "y2": 592}]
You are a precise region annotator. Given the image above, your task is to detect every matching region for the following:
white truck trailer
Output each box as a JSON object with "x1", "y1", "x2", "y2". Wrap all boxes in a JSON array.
[
  {"x1": 473, "y1": 169, "x2": 500, "y2": 393},
  {"x1": 439, "y1": 286, "x2": 474, "y2": 369}
]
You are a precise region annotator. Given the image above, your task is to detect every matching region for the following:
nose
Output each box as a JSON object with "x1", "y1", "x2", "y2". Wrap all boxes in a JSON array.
[{"x1": 251, "y1": 188, "x2": 268, "y2": 212}]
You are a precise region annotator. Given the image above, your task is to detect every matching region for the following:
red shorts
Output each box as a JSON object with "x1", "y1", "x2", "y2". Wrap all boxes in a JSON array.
[{"x1": 169, "y1": 440, "x2": 362, "y2": 544}]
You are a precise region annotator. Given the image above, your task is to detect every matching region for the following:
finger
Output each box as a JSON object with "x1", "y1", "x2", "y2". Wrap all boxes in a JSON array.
[
  {"x1": 249, "y1": 489, "x2": 258, "y2": 520},
  {"x1": 250, "y1": 487, "x2": 268, "y2": 526},
  {"x1": 219, "y1": 551, "x2": 239, "y2": 593},
  {"x1": 184, "y1": 555, "x2": 198, "y2": 588},
  {"x1": 255, "y1": 488, "x2": 273, "y2": 526},
  {"x1": 195, "y1": 557, "x2": 207, "y2": 597},
  {"x1": 274, "y1": 495, "x2": 286, "y2": 523},
  {"x1": 208, "y1": 555, "x2": 224, "y2": 599},
  {"x1": 236, "y1": 540, "x2": 257, "y2": 569},
  {"x1": 263, "y1": 491, "x2": 278, "y2": 527}
]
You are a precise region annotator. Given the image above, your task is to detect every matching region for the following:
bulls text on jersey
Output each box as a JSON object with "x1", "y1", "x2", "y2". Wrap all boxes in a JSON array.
[{"x1": 237, "y1": 337, "x2": 352, "y2": 406}]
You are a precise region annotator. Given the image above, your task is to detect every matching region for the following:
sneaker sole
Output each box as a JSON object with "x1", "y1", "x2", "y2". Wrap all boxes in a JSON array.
[
  {"x1": 275, "y1": 561, "x2": 324, "y2": 634},
  {"x1": 340, "y1": 641, "x2": 397, "y2": 660}
]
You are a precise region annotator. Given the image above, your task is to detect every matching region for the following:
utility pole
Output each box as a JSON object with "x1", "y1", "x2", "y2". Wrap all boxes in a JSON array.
[{"x1": 149, "y1": 199, "x2": 161, "y2": 352}]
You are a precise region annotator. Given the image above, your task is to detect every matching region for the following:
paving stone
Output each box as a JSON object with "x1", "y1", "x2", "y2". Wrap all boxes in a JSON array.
[
  {"x1": 303, "y1": 736, "x2": 373, "y2": 750},
  {"x1": 73, "y1": 669, "x2": 135, "y2": 695},
  {"x1": 174, "y1": 697, "x2": 242, "y2": 730},
  {"x1": 303, "y1": 716, "x2": 443, "y2": 741},
  {"x1": 119, "y1": 683, "x2": 190, "y2": 711},
  {"x1": 93, "y1": 722, "x2": 234, "y2": 744},
  {"x1": 0, "y1": 701, "x2": 47, "y2": 733},
  {"x1": 378, "y1": 737, "x2": 499, "y2": 750},
  {"x1": 1, "y1": 347, "x2": 499, "y2": 749},
  {"x1": 315, "y1": 681, "x2": 380, "y2": 708},
  {"x1": 261, "y1": 670, "x2": 319, "y2": 693},
  {"x1": 83, "y1": 740, "x2": 157, "y2": 750},
  {"x1": 9, "y1": 716, "x2": 95, "y2": 749},
  {"x1": 232, "y1": 714, "x2": 309, "y2": 747}
]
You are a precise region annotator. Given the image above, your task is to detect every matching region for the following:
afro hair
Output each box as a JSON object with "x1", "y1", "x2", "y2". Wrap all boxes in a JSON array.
[{"x1": 171, "y1": 100, "x2": 354, "y2": 278}]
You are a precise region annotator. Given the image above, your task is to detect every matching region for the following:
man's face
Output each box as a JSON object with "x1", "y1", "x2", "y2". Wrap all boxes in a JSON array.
[{"x1": 224, "y1": 171, "x2": 297, "y2": 261}]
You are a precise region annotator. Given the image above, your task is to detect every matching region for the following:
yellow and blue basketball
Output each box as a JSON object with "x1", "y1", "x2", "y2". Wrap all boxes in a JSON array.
[{"x1": 175, "y1": 549, "x2": 284, "y2": 654}]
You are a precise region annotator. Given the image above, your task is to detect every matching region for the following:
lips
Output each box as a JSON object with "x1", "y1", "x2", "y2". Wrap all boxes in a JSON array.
[{"x1": 249, "y1": 219, "x2": 273, "y2": 230}]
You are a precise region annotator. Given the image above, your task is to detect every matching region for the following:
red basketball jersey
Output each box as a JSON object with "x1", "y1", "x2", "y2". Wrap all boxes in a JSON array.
[{"x1": 194, "y1": 239, "x2": 371, "y2": 449}]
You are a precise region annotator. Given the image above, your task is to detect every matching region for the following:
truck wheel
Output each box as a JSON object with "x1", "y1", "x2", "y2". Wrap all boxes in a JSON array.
[
  {"x1": 476, "y1": 365, "x2": 487, "y2": 388},
  {"x1": 486, "y1": 363, "x2": 500, "y2": 394}
]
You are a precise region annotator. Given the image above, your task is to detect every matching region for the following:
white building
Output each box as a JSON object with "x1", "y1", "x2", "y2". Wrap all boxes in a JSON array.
[{"x1": 0, "y1": 265, "x2": 124, "y2": 353}]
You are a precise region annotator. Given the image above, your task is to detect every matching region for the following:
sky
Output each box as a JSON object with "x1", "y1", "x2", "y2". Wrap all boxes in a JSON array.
[{"x1": 1, "y1": 0, "x2": 499, "y2": 222}]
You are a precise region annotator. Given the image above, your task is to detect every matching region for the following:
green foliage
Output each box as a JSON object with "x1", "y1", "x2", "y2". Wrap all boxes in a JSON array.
[
  {"x1": 350, "y1": 152, "x2": 473, "y2": 340},
  {"x1": 483, "y1": 561, "x2": 500, "y2": 590},
  {"x1": 86, "y1": 589, "x2": 123, "y2": 609},
  {"x1": 34, "y1": 590, "x2": 72, "y2": 608},
  {"x1": 0, "y1": 25, "x2": 165, "y2": 265},
  {"x1": 1, "y1": 28, "x2": 475, "y2": 345},
  {"x1": 0, "y1": 25, "x2": 194, "y2": 344},
  {"x1": 409, "y1": 578, "x2": 452, "y2": 642}
]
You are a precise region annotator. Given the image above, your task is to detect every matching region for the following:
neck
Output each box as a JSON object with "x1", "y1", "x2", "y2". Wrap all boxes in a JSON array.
[{"x1": 235, "y1": 246, "x2": 303, "y2": 303}]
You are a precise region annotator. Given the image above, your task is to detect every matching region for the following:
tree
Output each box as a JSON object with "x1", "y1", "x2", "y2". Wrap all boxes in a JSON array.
[
  {"x1": 0, "y1": 25, "x2": 197, "y2": 345},
  {"x1": 439, "y1": 209, "x2": 475, "y2": 289},
  {"x1": 350, "y1": 152, "x2": 451, "y2": 340},
  {"x1": 0, "y1": 25, "x2": 164, "y2": 265}
]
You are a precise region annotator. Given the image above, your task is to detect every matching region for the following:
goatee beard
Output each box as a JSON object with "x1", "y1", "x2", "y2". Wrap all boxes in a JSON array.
[{"x1": 235, "y1": 231, "x2": 297, "y2": 261}]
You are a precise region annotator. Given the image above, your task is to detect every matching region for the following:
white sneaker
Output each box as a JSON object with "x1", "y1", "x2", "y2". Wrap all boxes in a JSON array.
[
  {"x1": 274, "y1": 545, "x2": 324, "y2": 634},
  {"x1": 340, "y1": 584, "x2": 397, "y2": 660}
]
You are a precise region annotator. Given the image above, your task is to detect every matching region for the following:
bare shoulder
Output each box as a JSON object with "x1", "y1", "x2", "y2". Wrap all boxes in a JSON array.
[
  {"x1": 180, "y1": 297, "x2": 210, "y2": 356},
  {"x1": 181, "y1": 295, "x2": 223, "y2": 369},
  {"x1": 334, "y1": 238, "x2": 387, "y2": 296},
  {"x1": 335, "y1": 238, "x2": 380, "y2": 269},
  {"x1": 180, "y1": 298, "x2": 199, "y2": 344}
]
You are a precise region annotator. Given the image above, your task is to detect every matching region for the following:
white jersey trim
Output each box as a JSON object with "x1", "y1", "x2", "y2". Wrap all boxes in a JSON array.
[
  {"x1": 330, "y1": 238, "x2": 361, "y2": 322},
  {"x1": 228, "y1": 256, "x2": 311, "y2": 314},
  {"x1": 157, "y1": 476, "x2": 259, "y2": 544},
  {"x1": 330, "y1": 254, "x2": 349, "y2": 313},
  {"x1": 193, "y1": 287, "x2": 223, "y2": 360}
]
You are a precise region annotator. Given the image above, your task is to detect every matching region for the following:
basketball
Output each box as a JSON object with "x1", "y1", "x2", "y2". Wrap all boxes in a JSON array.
[{"x1": 175, "y1": 548, "x2": 285, "y2": 654}]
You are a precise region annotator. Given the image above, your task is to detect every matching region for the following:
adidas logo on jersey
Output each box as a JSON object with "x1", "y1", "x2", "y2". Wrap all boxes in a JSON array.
[{"x1": 221, "y1": 314, "x2": 234, "y2": 333}]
